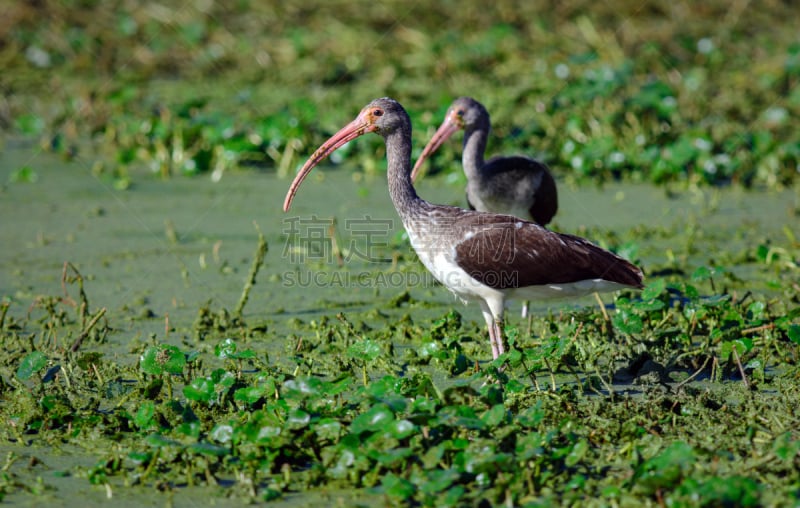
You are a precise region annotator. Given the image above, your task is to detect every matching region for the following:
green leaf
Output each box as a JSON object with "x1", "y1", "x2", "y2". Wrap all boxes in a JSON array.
[
  {"x1": 380, "y1": 473, "x2": 416, "y2": 500},
  {"x1": 145, "y1": 433, "x2": 182, "y2": 449},
  {"x1": 613, "y1": 309, "x2": 644, "y2": 335},
  {"x1": 140, "y1": 345, "x2": 186, "y2": 375},
  {"x1": 214, "y1": 338, "x2": 238, "y2": 359},
  {"x1": 641, "y1": 278, "x2": 667, "y2": 300},
  {"x1": 565, "y1": 439, "x2": 589, "y2": 467},
  {"x1": 703, "y1": 294, "x2": 731, "y2": 307},
  {"x1": 634, "y1": 441, "x2": 696, "y2": 493},
  {"x1": 133, "y1": 401, "x2": 156, "y2": 429},
  {"x1": 183, "y1": 377, "x2": 215, "y2": 403},
  {"x1": 747, "y1": 301, "x2": 766, "y2": 320},
  {"x1": 772, "y1": 432, "x2": 800, "y2": 461},
  {"x1": 691, "y1": 266, "x2": 712, "y2": 282},
  {"x1": 176, "y1": 420, "x2": 201, "y2": 438},
  {"x1": 283, "y1": 377, "x2": 323, "y2": 399},
  {"x1": 209, "y1": 424, "x2": 234, "y2": 444},
  {"x1": 518, "y1": 403, "x2": 546, "y2": 428},
  {"x1": 350, "y1": 404, "x2": 394, "y2": 435},
  {"x1": 190, "y1": 442, "x2": 230, "y2": 457},
  {"x1": 387, "y1": 419, "x2": 416, "y2": 439},
  {"x1": 721, "y1": 338, "x2": 750, "y2": 360},
  {"x1": 347, "y1": 338, "x2": 381, "y2": 361},
  {"x1": 787, "y1": 324, "x2": 800, "y2": 345},
  {"x1": 234, "y1": 385, "x2": 266, "y2": 405},
  {"x1": 211, "y1": 369, "x2": 236, "y2": 389},
  {"x1": 286, "y1": 408, "x2": 311, "y2": 429},
  {"x1": 632, "y1": 299, "x2": 666, "y2": 312},
  {"x1": 9, "y1": 166, "x2": 39, "y2": 183},
  {"x1": 677, "y1": 476, "x2": 761, "y2": 507},
  {"x1": 419, "y1": 468, "x2": 461, "y2": 493},
  {"x1": 213, "y1": 338, "x2": 257, "y2": 360},
  {"x1": 16, "y1": 351, "x2": 48, "y2": 380},
  {"x1": 314, "y1": 418, "x2": 343, "y2": 441},
  {"x1": 480, "y1": 404, "x2": 506, "y2": 428},
  {"x1": 127, "y1": 451, "x2": 152, "y2": 466}
]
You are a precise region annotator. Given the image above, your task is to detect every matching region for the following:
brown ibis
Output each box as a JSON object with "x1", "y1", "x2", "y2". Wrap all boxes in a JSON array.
[{"x1": 283, "y1": 98, "x2": 643, "y2": 361}]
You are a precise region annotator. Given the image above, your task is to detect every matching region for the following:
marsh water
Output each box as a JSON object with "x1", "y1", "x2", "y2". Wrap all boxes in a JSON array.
[{"x1": 1, "y1": 140, "x2": 798, "y2": 505}]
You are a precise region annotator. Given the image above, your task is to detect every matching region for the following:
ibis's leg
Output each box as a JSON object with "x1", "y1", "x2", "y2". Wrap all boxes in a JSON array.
[{"x1": 479, "y1": 303, "x2": 500, "y2": 359}]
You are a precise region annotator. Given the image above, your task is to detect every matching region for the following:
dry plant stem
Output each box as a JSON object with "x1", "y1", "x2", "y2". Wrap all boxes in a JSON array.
[
  {"x1": 69, "y1": 306, "x2": 106, "y2": 352},
  {"x1": 732, "y1": 348, "x2": 750, "y2": 388},
  {"x1": 277, "y1": 138, "x2": 301, "y2": 178},
  {"x1": 570, "y1": 321, "x2": 584, "y2": 346},
  {"x1": 60, "y1": 363, "x2": 72, "y2": 389},
  {"x1": 543, "y1": 358, "x2": 557, "y2": 391},
  {"x1": 531, "y1": 371, "x2": 541, "y2": 391},
  {"x1": 91, "y1": 362, "x2": 104, "y2": 385},
  {"x1": 62, "y1": 262, "x2": 89, "y2": 323},
  {"x1": 0, "y1": 301, "x2": 9, "y2": 329},
  {"x1": 164, "y1": 219, "x2": 178, "y2": 244},
  {"x1": 595, "y1": 367, "x2": 615, "y2": 396},
  {"x1": 741, "y1": 323, "x2": 775, "y2": 335},
  {"x1": 674, "y1": 355, "x2": 712, "y2": 390},
  {"x1": 589, "y1": 367, "x2": 616, "y2": 399},
  {"x1": 233, "y1": 222, "x2": 268, "y2": 320},
  {"x1": 60, "y1": 262, "x2": 76, "y2": 307},
  {"x1": 328, "y1": 218, "x2": 344, "y2": 267},
  {"x1": 593, "y1": 292, "x2": 610, "y2": 323},
  {"x1": 212, "y1": 240, "x2": 222, "y2": 263}
]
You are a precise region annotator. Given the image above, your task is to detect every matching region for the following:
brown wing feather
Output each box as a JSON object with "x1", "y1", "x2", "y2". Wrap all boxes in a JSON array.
[{"x1": 452, "y1": 214, "x2": 643, "y2": 290}]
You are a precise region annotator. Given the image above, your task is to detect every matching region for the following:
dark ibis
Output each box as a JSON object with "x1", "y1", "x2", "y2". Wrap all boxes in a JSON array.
[
  {"x1": 284, "y1": 98, "x2": 643, "y2": 361},
  {"x1": 411, "y1": 96, "x2": 558, "y2": 226}
]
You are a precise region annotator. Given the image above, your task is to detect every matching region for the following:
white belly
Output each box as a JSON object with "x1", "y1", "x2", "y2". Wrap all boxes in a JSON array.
[{"x1": 406, "y1": 227, "x2": 502, "y2": 305}]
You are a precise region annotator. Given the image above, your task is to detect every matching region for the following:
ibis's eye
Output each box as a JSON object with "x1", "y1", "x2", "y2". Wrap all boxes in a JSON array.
[
  {"x1": 456, "y1": 109, "x2": 465, "y2": 117},
  {"x1": 373, "y1": 109, "x2": 384, "y2": 117}
]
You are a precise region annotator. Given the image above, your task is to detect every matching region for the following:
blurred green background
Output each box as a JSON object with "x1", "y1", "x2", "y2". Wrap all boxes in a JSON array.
[{"x1": 2, "y1": 0, "x2": 799, "y2": 187}]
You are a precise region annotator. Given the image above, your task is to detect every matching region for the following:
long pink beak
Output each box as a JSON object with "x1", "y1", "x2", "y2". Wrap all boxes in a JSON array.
[
  {"x1": 283, "y1": 115, "x2": 377, "y2": 212},
  {"x1": 410, "y1": 115, "x2": 460, "y2": 183}
]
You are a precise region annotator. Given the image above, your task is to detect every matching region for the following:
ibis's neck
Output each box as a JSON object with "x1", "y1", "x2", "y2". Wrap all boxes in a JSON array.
[
  {"x1": 462, "y1": 119, "x2": 490, "y2": 181},
  {"x1": 384, "y1": 127, "x2": 422, "y2": 221}
]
